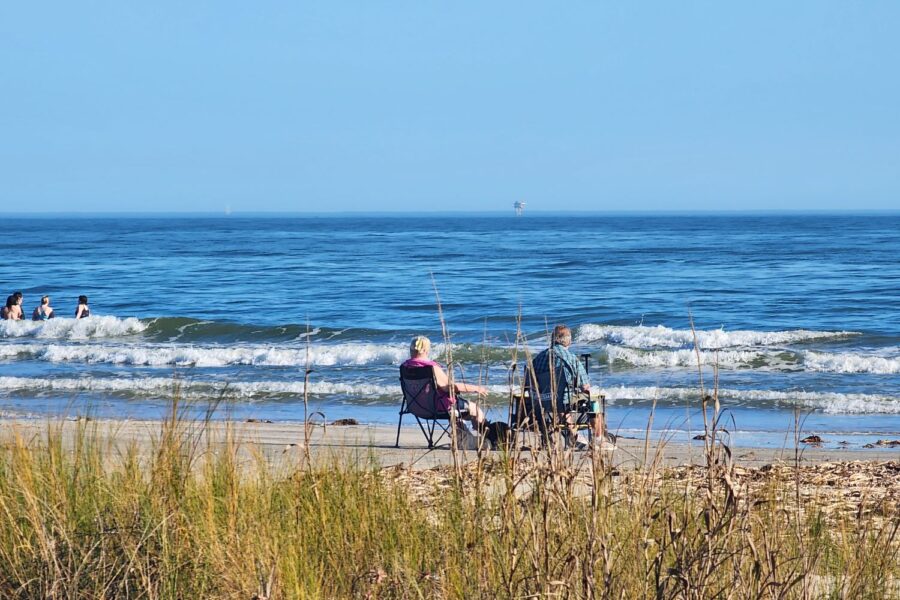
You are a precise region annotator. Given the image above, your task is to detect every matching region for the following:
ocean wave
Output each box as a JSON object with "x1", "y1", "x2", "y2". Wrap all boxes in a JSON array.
[
  {"x1": 0, "y1": 340, "x2": 517, "y2": 368},
  {"x1": 5, "y1": 339, "x2": 898, "y2": 375},
  {"x1": 801, "y1": 350, "x2": 900, "y2": 375},
  {"x1": 141, "y1": 317, "x2": 406, "y2": 344},
  {"x1": 599, "y1": 385, "x2": 900, "y2": 414},
  {"x1": 0, "y1": 376, "x2": 895, "y2": 414},
  {"x1": 0, "y1": 375, "x2": 501, "y2": 400},
  {"x1": 604, "y1": 346, "x2": 777, "y2": 370},
  {"x1": 142, "y1": 317, "x2": 323, "y2": 343},
  {"x1": 604, "y1": 346, "x2": 900, "y2": 374},
  {"x1": 0, "y1": 344, "x2": 41, "y2": 360},
  {"x1": 0, "y1": 375, "x2": 396, "y2": 399},
  {"x1": 2, "y1": 315, "x2": 400, "y2": 345},
  {"x1": 0, "y1": 316, "x2": 147, "y2": 340},
  {"x1": 0, "y1": 342, "x2": 408, "y2": 368},
  {"x1": 577, "y1": 324, "x2": 857, "y2": 349}
]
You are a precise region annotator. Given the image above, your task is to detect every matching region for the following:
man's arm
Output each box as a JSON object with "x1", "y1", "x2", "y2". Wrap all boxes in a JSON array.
[{"x1": 574, "y1": 355, "x2": 591, "y2": 391}]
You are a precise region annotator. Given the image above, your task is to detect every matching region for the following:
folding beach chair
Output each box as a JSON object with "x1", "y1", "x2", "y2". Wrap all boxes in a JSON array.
[
  {"x1": 395, "y1": 365, "x2": 466, "y2": 448},
  {"x1": 512, "y1": 355, "x2": 596, "y2": 448}
]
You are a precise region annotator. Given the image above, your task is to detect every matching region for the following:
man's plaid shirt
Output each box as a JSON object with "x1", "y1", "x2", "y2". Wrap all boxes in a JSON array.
[{"x1": 529, "y1": 342, "x2": 591, "y2": 405}]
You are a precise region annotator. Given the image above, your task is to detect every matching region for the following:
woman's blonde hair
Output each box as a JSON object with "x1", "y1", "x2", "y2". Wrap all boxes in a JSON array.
[{"x1": 410, "y1": 335, "x2": 431, "y2": 357}]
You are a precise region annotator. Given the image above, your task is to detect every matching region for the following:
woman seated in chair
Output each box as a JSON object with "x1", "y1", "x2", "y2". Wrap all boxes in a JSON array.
[{"x1": 402, "y1": 335, "x2": 489, "y2": 428}]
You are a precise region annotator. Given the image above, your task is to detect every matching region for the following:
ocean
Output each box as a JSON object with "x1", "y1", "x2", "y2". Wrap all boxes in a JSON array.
[{"x1": 1, "y1": 213, "x2": 898, "y2": 449}]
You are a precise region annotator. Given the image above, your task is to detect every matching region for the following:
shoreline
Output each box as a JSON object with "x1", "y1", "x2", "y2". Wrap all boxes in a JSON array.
[
  {"x1": 4, "y1": 396, "x2": 900, "y2": 452},
  {"x1": 2, "y1": 418, "x2": 897, "y2": 469}
]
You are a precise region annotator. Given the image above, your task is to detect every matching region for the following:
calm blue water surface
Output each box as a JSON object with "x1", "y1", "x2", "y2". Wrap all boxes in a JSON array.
[{"x1": 1, "y1": 214, "x2": 898, "y2": 449}]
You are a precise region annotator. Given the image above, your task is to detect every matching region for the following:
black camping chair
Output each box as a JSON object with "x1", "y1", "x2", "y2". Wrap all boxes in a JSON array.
[
  {"x1": 511, "y1": 353, "x2": 598, "y2": 448},
  {"x1": 395, "y1": 365, "x2": 467, "y2": 448}
]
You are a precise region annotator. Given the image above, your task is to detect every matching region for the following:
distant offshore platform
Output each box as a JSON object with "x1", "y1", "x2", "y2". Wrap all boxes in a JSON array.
[{"x1": 513, "y1": 201, "x2": 526, "y2": 216}]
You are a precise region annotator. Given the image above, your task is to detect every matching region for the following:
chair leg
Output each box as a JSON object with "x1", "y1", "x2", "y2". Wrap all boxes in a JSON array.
[
  {"x1": 413, "y1": 416, "x2": 431, "y2": 448},
  {"x1": 408, "y1": 416, "x2": 455, "y2": 449},
  {"x1": 395, "y1": 412, "x2": 404, "y2": 448},
  {"x1": 426, "y1": 420, "x2": 436, "y2": 449},
  {"x1": 434, "y1": 421, "x2": 452, "y2": 448}
]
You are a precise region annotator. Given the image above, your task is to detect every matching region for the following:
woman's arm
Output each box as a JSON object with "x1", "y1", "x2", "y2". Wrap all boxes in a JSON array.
[
  {"x1": 75, "y1": 305, "x2": 84, "y2": 319},
  {"x1": 432, "y1": 364, "x2": 487, "y2": 396}
]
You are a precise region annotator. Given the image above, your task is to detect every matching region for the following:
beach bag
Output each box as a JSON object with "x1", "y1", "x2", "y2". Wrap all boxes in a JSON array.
[{"x1": 485, "y1": 421, "x2": 511, "y2": 451}]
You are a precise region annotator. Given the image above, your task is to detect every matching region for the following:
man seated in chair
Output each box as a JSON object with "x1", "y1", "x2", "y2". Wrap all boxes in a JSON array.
[
  {"x1": 527, "y1": 324, "x2": 613, "y2": 450},
  {"x1": 402, "y1": 335, "x2": 490, "y2": 429}
]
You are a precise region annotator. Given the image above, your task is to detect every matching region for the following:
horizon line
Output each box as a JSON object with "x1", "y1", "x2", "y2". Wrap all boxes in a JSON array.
[{"x1": 1, "y1": 208, "x2": 899, "y2": 218}]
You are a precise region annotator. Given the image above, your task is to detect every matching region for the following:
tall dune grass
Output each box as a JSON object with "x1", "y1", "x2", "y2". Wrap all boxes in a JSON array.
[{"x1": 0, "y1": 407, "x2": 897, "y2": 599}]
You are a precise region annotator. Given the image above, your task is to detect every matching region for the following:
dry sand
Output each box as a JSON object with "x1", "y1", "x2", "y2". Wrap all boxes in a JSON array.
[{"x1": 3, "y1": 418, "x2": 898, "y2": 517}]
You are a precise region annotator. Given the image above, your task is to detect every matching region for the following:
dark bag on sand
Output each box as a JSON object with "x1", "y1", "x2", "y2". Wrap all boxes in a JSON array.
[
  {"x1": 485, "y1": 421, "x2": 511, "y2": 451},
  {"x1": 454, "y1": 421, "x2": 512, "y2": 451}
]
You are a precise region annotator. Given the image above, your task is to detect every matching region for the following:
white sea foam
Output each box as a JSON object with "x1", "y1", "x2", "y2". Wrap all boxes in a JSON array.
[
  {"x1": 606, "y1": 346, "x2": 900, "y2": 374},
  {"x1": 0, "y1": 375, "x2": 398, "y2": 399},
  {"x1": 605, "y1": 346, "x2": 775, "y2": 369},
  {"x1": 5, "y1": 339, "x2": 898, "y2": 375},
  {"x1": 0, "y1": 376, "x2": 896, "y2": 414},
  {"x1": 597, "y1": 385, "x2": 900, "y2": 414},
  {"x1": 0, "y1": 342, "x2": 408, "y2": 367},
  {"x1": 0, "y1": 316, "x2": 147, "y2": 340},
  {"x1": 577, "y1": 324, "x2": 856, "y2": 349},
  {"x1": 0, "y1": 344, "x2": 43, "y2": 359},
  {"x1": 802, "y1": 350, "x2": 900, "y2": 374},
  {"x1": 0, "y1": 374, "x2": 511, "y2": 399}
]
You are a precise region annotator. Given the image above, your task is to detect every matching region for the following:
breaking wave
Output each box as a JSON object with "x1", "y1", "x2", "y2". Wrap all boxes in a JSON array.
[
  {"x1": 603, "y1": 346, "x2": 900, "y2": 374},
  {"x1": 599, "y1": 385, "x2": 900, "y2": 414},
  {"x1": 0, "y1": 376, "x2": 508, "y2": 401},
  {"x1": 0, "y1": 340, "x2": 517, "y2": 368},
  {"x1": 0, "y1": 376, "x2": 896, "y2": 414},
  {"x1": 4, "y1": 340, "x2": 900, "y2": 374},
  {"x1": 0, "y1": 375, "x2": 396, "y2": 399},
  {"x1": 0, "y1": 342, "x2": 407, "y2": 368},
  {"x1": 577, "y1": 324, "x2": 857, "y2": 349},
  {"x1": 0, "y1": 316, "x2": 148, "y2": 340},
  {"x1": 604, "y1": 346, "x2": 778, "y2": 370},
  {"x1": 801, "y1": 350, "x2": 900, "y2": 375}
]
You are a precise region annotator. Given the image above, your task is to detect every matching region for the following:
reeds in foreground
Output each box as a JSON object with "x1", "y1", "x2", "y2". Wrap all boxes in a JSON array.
[{"x1": 0, "y1": 404, "x2": 897, "y2": 599}]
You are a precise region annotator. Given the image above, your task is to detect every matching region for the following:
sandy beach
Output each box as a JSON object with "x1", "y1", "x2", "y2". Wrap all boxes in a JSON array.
[{"x1": 3, "y1": 418, "x2": 896, "y2": 470}]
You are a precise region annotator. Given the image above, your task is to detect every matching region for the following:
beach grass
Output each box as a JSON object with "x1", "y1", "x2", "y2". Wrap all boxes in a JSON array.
[{"x1": 0, "y1": 408, "x2": 897, "y2": 599}]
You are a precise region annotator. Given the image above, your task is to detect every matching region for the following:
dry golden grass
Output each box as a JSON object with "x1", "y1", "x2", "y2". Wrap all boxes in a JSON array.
[{"x1": 0, "y1": 408, "x2": 896, "y2": 599}]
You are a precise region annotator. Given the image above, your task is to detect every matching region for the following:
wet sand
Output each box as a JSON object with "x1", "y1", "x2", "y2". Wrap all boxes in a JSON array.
[{"x1": 2, "y1": 418, "x2": 896, "y2": 470}]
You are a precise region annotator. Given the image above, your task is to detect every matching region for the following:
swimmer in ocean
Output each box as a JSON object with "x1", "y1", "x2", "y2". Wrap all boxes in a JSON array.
[
  {"x1": 32, "y1": 296, "x2": 55, "y2": 320},
  {"x1": 75, "y1": 295, "x2": 91, "y2": 319}
]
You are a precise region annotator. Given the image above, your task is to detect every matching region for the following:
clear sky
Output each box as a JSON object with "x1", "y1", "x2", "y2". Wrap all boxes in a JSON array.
[{"x1": 2, "y1": 1, "x2": 898, "y2": 212}]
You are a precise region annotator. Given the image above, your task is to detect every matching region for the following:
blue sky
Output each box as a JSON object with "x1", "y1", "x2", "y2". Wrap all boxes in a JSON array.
[{"x1": 2, "y1": 1, "x2": 898, "y2": 212}]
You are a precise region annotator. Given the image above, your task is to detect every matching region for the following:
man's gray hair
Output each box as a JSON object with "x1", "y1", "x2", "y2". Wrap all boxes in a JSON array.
[{"x1": 552, "y1": 324, "x2": 572, "y2": 346}]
